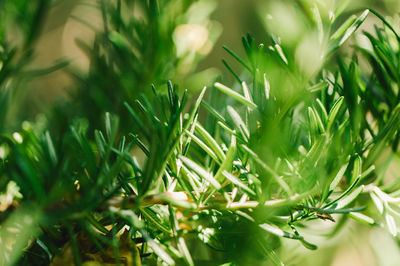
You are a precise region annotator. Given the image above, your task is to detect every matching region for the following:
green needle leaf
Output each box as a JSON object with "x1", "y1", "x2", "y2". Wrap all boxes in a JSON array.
[
  {"x1": 214, "y1": 82, "x2": 257, "y2": 109},
  {"x1": 195, "y1": 122, "x2": 225, "y2": 162},
  {"x1": 327, "y1": 96, "x2": 344, "y2": 132},
  {"x1": 329, "y1": 161, "x2": 349, "y2": 194},
  {"x1": 184, "y1": 129, "x2": 220, "y2": 164},
  {"x1": 227, "y1": 105, "x2": 250, "y2": 140},
  {"x1": 329, "y1": 10, "x2": 369, "y2": 54},
  {"x1": 385, "y1": 213, "x2": 397, "y2": 237},
  {"x1": 351, "y1": 155, "x2": 362, "y2": 183},
  {"x1": 222, "y1": 170, "x2": 256, "y2": 197},
  {"x1": 349, "y1": 212, "x2": 375, "y2": 225},
  {"x1": 179, "y1": 156, "x2": 221, "y2": 190},
  {"x1": 334, "y1": 185, "x2": 364, "y2": 209},
  {"x1": 259, "y1": 224, "x2": 317, "y2": 250},
  {"x1": 44, "y1": 131, "x2": 57, "y2": 165},
  {"x1": 214, "y1": 134, "x2": 237, "y2": 182}
]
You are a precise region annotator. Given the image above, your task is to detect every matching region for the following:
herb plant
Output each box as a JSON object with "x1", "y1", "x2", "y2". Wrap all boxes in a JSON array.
[{"x1": 1, "y1": 1, "x2": 400, "y2": 265}]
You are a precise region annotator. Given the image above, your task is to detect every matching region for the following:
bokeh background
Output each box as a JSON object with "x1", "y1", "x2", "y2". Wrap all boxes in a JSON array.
[{"x1": 25, "y1": 0, "x2": 400, "y2": 103}]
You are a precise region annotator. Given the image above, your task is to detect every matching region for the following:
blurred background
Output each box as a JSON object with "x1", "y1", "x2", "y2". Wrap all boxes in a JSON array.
[
  {"x1": 3, "y1": 0, "x2": 399, "y2": 122},
  {"x1": 3, "y1": 0, "x2": 400, "y2": 265},
  {"x1": 24, "y1": 0, "x2": 400, "y2": 103}
]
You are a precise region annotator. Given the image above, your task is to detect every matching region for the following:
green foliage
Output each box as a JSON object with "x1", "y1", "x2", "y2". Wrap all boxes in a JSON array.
[
  {"x1": 2, "y1": 0, "x2": 400, "y2": 265},
  {"x1": 0, "y1": 0, "x2": 67, "y2": 131},
  {"x1": 59, "y1": 0, "x2": 220, "y2": 134}
]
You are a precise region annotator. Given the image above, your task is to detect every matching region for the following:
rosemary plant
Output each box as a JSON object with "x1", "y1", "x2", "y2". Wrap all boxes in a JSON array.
[{"x1": 2, "y1": 0, "x2": 400, "y2": 265}]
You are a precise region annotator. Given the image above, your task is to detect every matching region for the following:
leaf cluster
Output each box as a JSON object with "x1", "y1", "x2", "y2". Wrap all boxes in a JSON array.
[{"x1": 2, "y1": 1, "x2": 400, "y2": 265}]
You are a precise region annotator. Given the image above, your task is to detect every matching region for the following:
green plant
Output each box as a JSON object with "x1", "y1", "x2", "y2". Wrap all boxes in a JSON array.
[
  {"x1": 0, "y1": 0, "x2": 67, "y2": 131},
  {"x1": 56, "y1": 0, "x2": 220, "y2": 134},
  {"x1": 2, "y1": 1, "x2": 400, "y2": 265}
]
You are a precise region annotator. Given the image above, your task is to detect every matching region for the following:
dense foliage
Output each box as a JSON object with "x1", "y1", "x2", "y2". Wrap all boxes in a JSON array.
[{"x1": 2, "y1": 0, "x2": 400, "y2": 265}]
